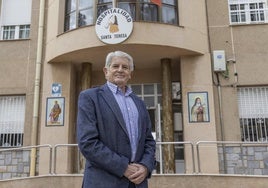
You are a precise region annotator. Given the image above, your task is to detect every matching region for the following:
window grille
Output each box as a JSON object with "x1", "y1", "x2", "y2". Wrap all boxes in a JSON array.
[
  {"x1": 228, "y1": 0, "x2": 268, "y2": 24},
  {"x1": 237, "y1": 87, "x2": 268, "y2": 142},
  {"x1": 0, "y1": 96, "x2": 25, "y2": 147}
]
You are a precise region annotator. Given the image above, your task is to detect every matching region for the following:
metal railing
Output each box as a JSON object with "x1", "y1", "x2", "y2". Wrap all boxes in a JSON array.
[
  {"x1": 0, "y1": 144, "x2": 53, "y2": 175},
  {"x1": 2, "y1": 141, "x2": 268, "y2": 180},
  {"x1": 156, "y1": 141, "x2": 195, "y2": 174},
  {"x1": 53, "y1": 142, "x2": 195, "y2": 175},
  {"x1": 34, "y1": 141, "x2": 268, "y2": 175},
  {"x1": 53, "y1": 144, "x2": 81, "y2": 174}
]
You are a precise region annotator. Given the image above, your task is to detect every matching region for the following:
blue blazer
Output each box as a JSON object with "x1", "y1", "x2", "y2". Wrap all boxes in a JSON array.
[{"x1": 77, "y1": 84, "x2": 156, "y2": 188}]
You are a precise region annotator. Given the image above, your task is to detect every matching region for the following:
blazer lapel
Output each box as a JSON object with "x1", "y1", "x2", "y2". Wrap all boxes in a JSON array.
[{"x1": 98, "y1": 84, "x2": 129, "y2": 136}]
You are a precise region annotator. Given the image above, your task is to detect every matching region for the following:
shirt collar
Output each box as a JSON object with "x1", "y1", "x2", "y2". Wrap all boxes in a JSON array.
[{"x1": 107, "y1": 81, "x2": 132, "y2": 96}]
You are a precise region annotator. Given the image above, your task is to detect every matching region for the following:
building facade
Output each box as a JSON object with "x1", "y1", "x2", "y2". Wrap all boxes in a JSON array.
[{"x1": 1, "y1": 0, "x2": 268, "y2": 178}]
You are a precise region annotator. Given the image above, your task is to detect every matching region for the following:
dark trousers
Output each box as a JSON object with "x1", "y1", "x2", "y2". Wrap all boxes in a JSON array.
[{"x1": 129, "y1": 182, "x2": 136, "y2": 188}]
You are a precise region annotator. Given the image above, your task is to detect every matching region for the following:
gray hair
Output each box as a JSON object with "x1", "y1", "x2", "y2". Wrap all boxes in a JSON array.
[{"x1": 105, "y1": 51, "x2": 134, "y2": 71}]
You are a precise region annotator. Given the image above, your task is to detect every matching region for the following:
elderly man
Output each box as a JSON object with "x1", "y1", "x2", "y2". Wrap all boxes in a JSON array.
[{"x1": 77, "y1": 51, "x2": 156, "y2": 188}]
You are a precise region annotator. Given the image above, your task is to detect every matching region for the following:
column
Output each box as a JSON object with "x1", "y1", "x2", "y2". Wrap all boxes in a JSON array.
[
  {"x1": 161, "y1": 58, "x2": 175, "y2": 173},
  {"x1": 80, "y1": 63, "x2": 92, "y2": 90},
  {"x1": 78, "y1": 62, "x2": 92, "y2": 173}
]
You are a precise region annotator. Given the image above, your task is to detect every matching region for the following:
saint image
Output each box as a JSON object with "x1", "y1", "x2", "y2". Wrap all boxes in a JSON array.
[
  {"x1": 49, "y1": 100, "x2": 62, "y2": 124},
  {"x1": 190, "y1": 97, "x2": 207, "y2": 122}
]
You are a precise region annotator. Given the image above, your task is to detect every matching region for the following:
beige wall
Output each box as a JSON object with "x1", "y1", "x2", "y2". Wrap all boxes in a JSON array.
[
  {"x1": 180, "y1": 54, "x2": 218, "y2": 173},
  {"x1": 232, "y1": 26, "x2": 268, "y2": 85},
  {"x1": 0, "y1": 0, "x2": 40, "y2": 146},
  {"x1": 38, "y1": 0, "x2": 221, "y2": 174},
  {"x1": 207, "y1": 0, "x2": 268, "y2": 141},
  {"x1": 0, "y1": 0, "x2": 225, "y2": 175},
  {"x1": 39, "y1": 62, "x2": 77, "y2": 174}
]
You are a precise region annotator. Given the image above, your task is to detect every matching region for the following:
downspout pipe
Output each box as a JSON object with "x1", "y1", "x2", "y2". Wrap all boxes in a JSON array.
[{"x1": 30, "y1": 0, "x2": 45, "y2": 176}]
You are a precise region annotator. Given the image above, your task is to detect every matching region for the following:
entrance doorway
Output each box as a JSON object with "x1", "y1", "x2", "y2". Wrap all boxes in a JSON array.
[
  {"x1": 130, "y1": 82, "x2": 185, "y2": 173},
  {"x1": 147, "y1": 103, "x2": 185, "y2": 174}
]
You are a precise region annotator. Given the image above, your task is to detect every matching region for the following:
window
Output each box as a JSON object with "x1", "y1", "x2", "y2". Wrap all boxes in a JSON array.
[
  {"x1": 129, "y1": 83, "x2": 162, "y2": 108},
  {"x1": 2, "y1": 26, "x2": 16, "y2": 40},
  {"x1": 161, "y1": 0, "x2": 178, "y2": 24},
  {"x1": 237, "y1": 87, "x2": 268, "y2": 142},
  {"x1": 19, "y1": 25, "x2": 30, "y2": 39},
  {"x1": 64, "y1": 0, "x2": 178, "y2": 32},
  {"x1": 118, "y1": 0, "x2": 178, "y2": 24},
  {"x1": 2, "y1": 25, "x2": 30, "y2": 40},
  {"x1": 228, "y1": 0, "x2": 268, "y2": 24},
  {"x1": 0, "y1": 96, "x2": 25, "y2": 147},
  {"x1": 0, "y1": 0, "x2": 32, "y2": 40},
  {"x1": 139, "y1": 1, "x2": 158, "y2": 22},
  {"x1": 97, "y1": 0, "x2": 113, "y2": 18},
  {"x1": 65, "y1": 0, "x2": 95, "y2": 31}
]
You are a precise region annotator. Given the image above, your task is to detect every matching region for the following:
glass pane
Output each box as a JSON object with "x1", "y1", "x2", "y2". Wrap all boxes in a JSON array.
[
  {"x1": 144, "y1": 96, "x2": 154, "y2": 107},
  {"x1": 3, "y1": 30, "x2": 7, "y2": 40},
  {"x1": 131, "y1": 85, "x2": 142, "y2": 95},
  {"x1": 174, "y1": 132, "x2": 184, "y2": 160},
  {"x1": 65, "y1": 12, "x2": 76, "y2": 30},
  {"x1": 66, "y1": 0, "x2": 76, "y2": 12},
  {"x1": 79, "y1": 9, "x2": 94, "y2": 26},
  {"x1": 260, "y1": 11, "x2": 265, "y2": 20},
  {"x1": 162, "y1": 5, "x2": 177, "y2": 24},
  {"x1": 175, "y1": 147, "x2": 184, "y2": 160},
  {"x1": 148, "y1": 109, "x2": 155, "y2": 132},
  {"x1": 118, "y1": 3, "x2": 136, "y2": 21},
  {"x1": 250, "y1": 11, "x2": 258, "y2": 21},
  {"x1": 10, "y1": 26, "x2": 15, "y2": 39},
  {"x1": 79, "y1": 0, "x2": 93, "y2": 9},
  {"x1": 157, "y1": 96, "x2": 162, "y2": 105},
  {"x1": 231, "y1": 12, "x2": 239, "y2": 22},
  {"x1": 3, "y1": 26, "x2": 15, "y2": 40},
  {"x1": 19, "y1": 30, "x2": 25, "y2": 39},
  {"x1": 157, "y1": 83, "x2": 161, "y2": 94},
  {"x1": 144, "y1": 84, "x2": 154, "y2": 94},
  {"x1": 19, "y1": 25, "x2": 30, "y2": 39},
  {"x1": 250, "y1": 3, "x2": 257, "y2": 9},
  {"x1": 98, "y1": 0, "x2": 112, "y2": 3},
  {"x1": 119, "y1": 0, "x2": 136, "y2": 2},
  {"x1": 140, "y1": 3, "x2": 158, "y2": 22},
  {"x1": 241, "y1": 12, "x2": 246, "y2": 22},
  {"x1": 97, "y1": 4, "x2": 113, "y2": 17},
  {"x1": 230, "y1": 5, "x2": 238, "y2": 11},
  {"x1": 163, "y1": 0, "x2": 175, "y2": 5}
]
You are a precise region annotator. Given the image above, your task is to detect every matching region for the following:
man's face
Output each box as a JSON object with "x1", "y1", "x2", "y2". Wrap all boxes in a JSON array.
[{"x1": 103, "y1": 56, "x2": 132, "y2": 88}]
